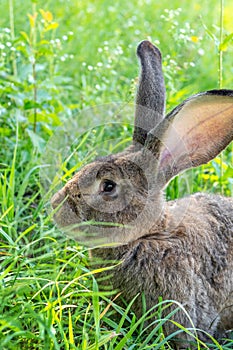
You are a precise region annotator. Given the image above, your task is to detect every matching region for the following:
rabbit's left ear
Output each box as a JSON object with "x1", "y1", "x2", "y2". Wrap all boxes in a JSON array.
[
  {"x1": 145, "y1": 90, "x2": 233, "y2": 186},
  {"x1": 133, "y1": 41, "x2": 166, "y2": 146}
]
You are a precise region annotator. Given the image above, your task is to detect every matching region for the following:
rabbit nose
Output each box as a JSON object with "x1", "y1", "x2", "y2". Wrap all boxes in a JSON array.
[{"x1": 51, "y1": 189, "x2": 66, "y2": 209}]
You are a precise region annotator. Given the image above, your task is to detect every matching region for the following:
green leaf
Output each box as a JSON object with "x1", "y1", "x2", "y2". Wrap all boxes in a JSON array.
[
  {"x1": 44, "y1": 22, "x2": 59, "y2": 31},
  {"x1": 24, "y1": 100, "x2": 42, "y2": 109},
  {"x1": 219, "y1": 32, "x2": 233, "y2": 51},
  {"x1": 201, "y1": 20, "x2": 219, "y2": 46},
  {"x1": 0, "y1": 127, "x2": 11, "y2": 136},
  {"x1": 87, "y1": 332, "x2": 118, "y2": 350},
  {"x1": 20, "y1": 31, "x2": 30, "y2": 44},
  {"x1": 222, "y1": 166, "x2": 233, "y2": 180},
  {"x1": 26, "y1": 128, "x2": 46, "y2": 153}
]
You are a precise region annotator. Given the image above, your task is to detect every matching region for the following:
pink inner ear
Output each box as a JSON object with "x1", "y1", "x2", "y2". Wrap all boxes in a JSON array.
[
  {"x1": 161, "y1": 149, "x2": 172, "y2": 165},
  {"x1": 159, "y1": 93, "x2": 233, "y2": 177}
]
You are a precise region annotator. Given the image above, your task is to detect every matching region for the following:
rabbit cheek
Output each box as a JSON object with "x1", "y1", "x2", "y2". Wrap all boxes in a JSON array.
[
  {"x1": 51, "y1": 182, "x2": 85, "y2": 229},
  {"x1": 52, "y1": 199, "x2": 82, "y2": 230}
]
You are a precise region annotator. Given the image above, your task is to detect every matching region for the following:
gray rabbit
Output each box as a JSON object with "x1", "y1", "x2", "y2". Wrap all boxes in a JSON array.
[{"x1": 51, "y1": 40, "x2": 233, "y2": 348}]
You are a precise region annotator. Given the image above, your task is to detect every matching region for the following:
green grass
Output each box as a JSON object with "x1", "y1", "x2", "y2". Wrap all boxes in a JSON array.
[{"x1": 0, "y1": 0, "x2": 233, "y2": 349}]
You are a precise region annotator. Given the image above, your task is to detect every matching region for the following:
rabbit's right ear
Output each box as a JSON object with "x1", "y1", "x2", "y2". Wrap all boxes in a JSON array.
[
  {"x1": 133, "y1": 41, "x2": 166, "y2": 146},
  {"x1": 145, "y1": 90, "x2": 233, "y2": 186}
]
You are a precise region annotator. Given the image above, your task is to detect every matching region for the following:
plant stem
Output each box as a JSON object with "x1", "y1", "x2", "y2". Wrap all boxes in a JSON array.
[
  {"x1": 32, "y1": 58, "x2": 37, "y2": 133},
  {"x1": 219, "y1": 0, "x2": 224, "y2": 194},
  {"x1": 218, "y1": 0, "x2": 223, "y2": 90},
  {"x1": 32, "y1": 2, "x2": 37, "y2": 133},
  {"x1": 9, "y1": 0, "x2": 17, "y2": 77}
]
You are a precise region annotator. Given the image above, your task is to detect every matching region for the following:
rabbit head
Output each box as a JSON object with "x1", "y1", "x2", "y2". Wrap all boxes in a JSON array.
[{"x1": 51, "y1": 40, "x2": 233, "y2": 246}]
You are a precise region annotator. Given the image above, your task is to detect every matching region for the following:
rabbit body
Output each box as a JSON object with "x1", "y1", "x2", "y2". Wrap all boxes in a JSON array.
[
  {"x1": 93, "y1": 193, "x2": 233, "y2": 343},
  {"x1": 51, "y1": 41, "x2": 233, "y2": 347}
]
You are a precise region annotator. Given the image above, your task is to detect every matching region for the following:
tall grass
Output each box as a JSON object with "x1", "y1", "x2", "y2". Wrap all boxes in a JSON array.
[{"x1": 0, "y1": 0, "x2": 232, "y2": 349}]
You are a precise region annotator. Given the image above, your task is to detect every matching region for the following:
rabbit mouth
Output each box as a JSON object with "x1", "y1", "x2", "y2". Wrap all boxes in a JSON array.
[
  {"x1": 57, "y1": 219, "x2": 127, "y2": 246},
  {"x1": 86, "y1": 221, "x2": 126, "y2": 229}
]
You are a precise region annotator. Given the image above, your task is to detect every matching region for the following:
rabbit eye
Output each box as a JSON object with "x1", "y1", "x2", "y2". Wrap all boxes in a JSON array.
[{"x1": 100, "y1": 179, "x2": 116, "y2": 194}]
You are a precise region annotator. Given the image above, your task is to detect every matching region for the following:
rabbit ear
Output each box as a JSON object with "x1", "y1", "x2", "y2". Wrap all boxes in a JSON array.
[
  {"x1": 145, "y1": 90, "x2": 233, "y2": 186},
  {"x1": 133, "y1": 40, "x2": 166, "y2": 146}
]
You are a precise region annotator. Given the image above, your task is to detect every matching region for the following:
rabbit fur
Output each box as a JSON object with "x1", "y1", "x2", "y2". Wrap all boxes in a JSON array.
[{"x1": 51, "y1": 40, "x2": 233, "y2": 348}]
